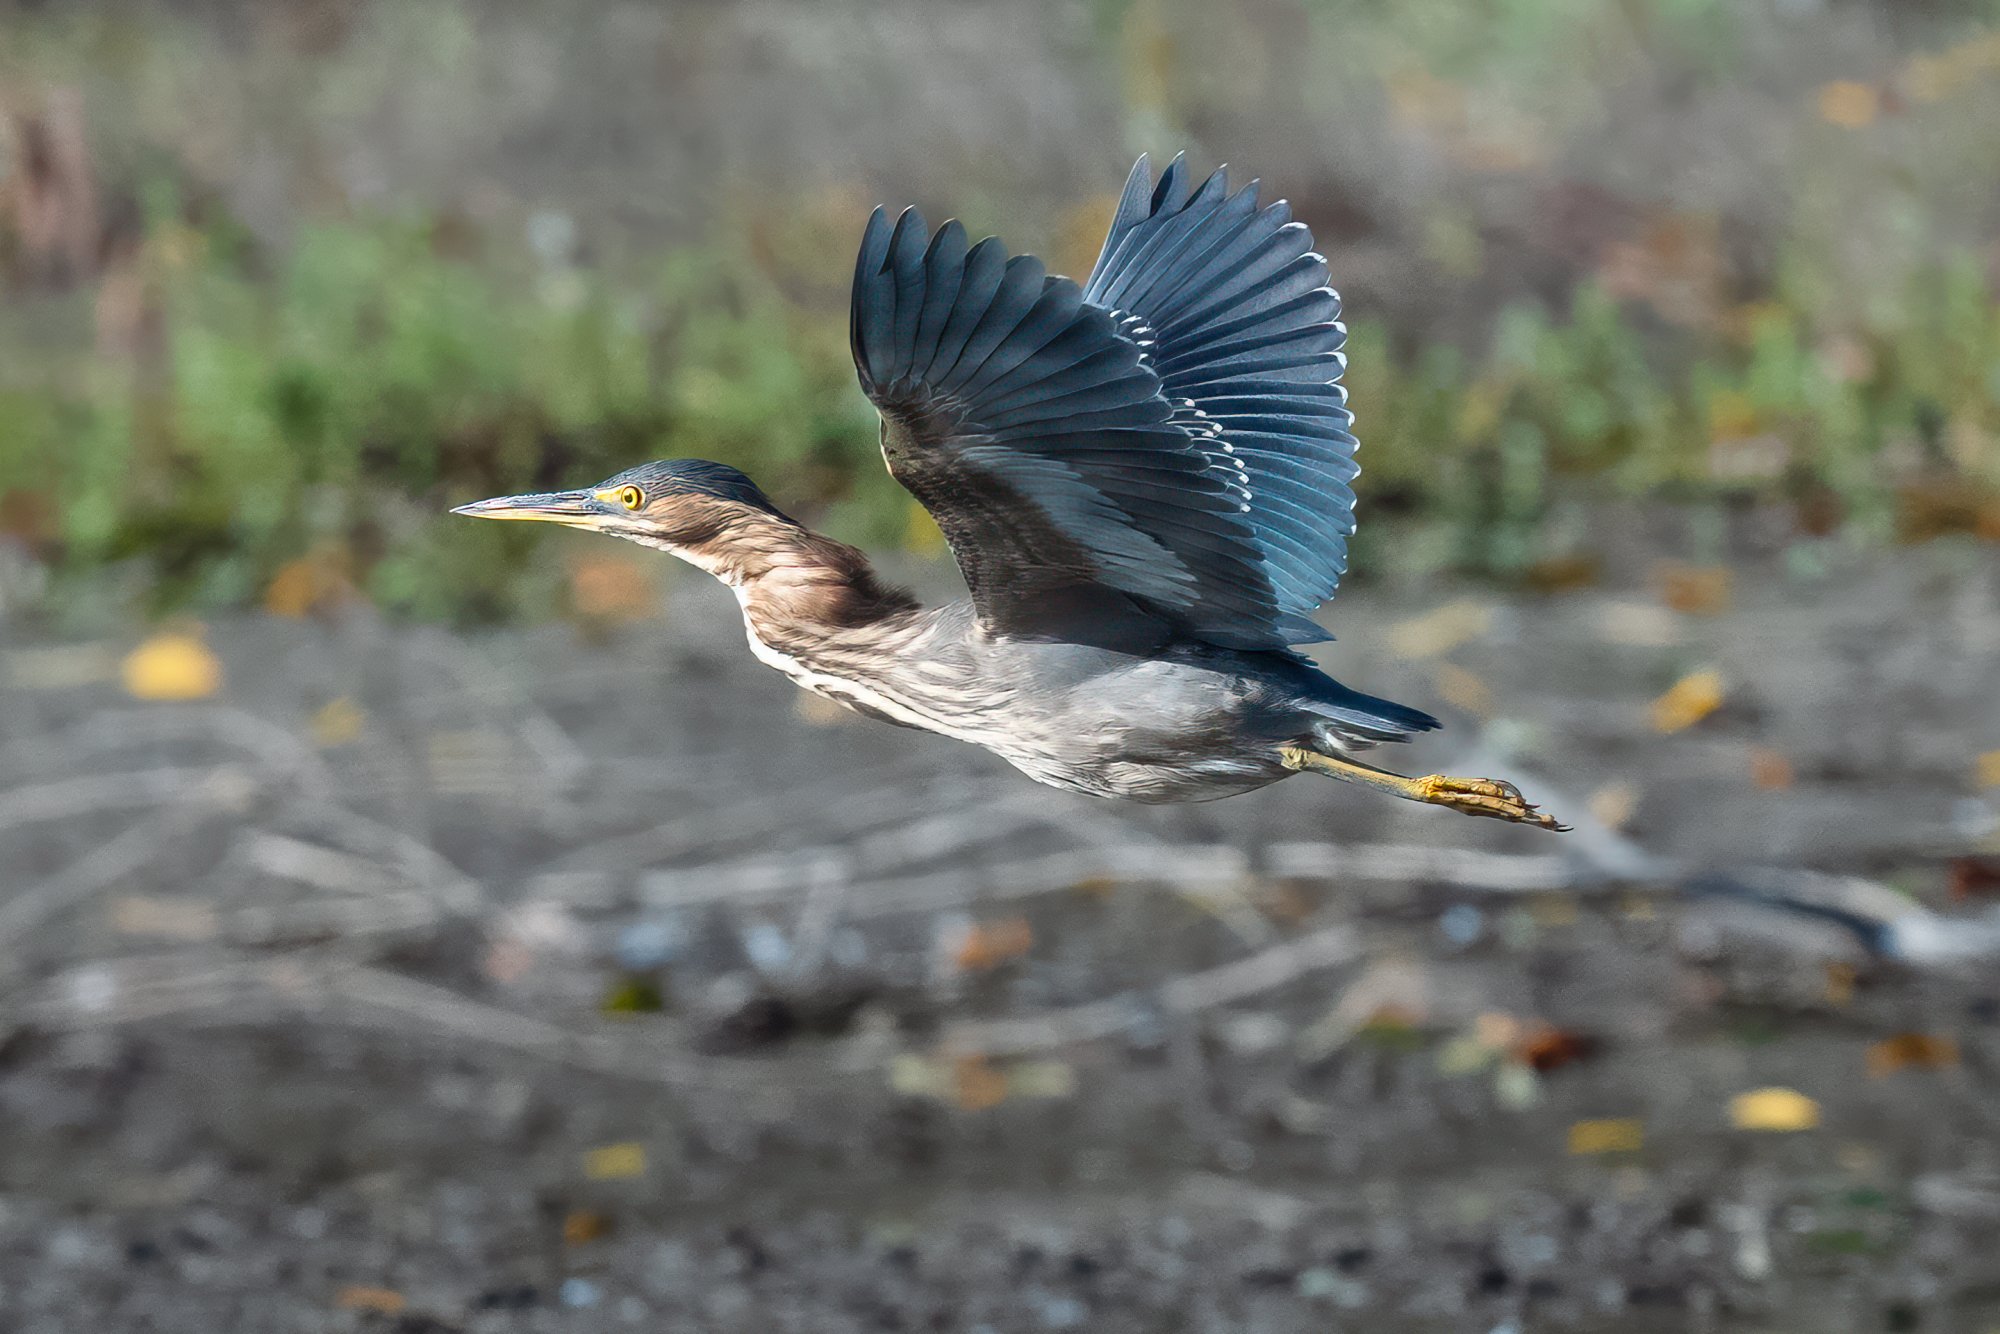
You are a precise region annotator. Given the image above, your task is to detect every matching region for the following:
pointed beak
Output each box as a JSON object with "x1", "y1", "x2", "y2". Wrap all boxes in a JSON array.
[{"x1": 451, "y1": 490, "x2": 605, "y2": 528}]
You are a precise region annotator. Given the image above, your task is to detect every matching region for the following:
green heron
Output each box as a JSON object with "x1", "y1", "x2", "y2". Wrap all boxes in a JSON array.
[{"x1": 456, "y1": 155, "x2": 1564, "y2": 830}]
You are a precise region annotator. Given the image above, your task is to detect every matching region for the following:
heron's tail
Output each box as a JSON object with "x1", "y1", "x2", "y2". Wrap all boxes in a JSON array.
[{"x1": 1301, "y1": 682, "x2": 1440, "y2": 750}]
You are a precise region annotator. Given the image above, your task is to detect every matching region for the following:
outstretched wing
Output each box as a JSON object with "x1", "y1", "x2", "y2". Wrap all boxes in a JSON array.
[
  {"x1": 851, "y1": 204, "x2": 1325, "y2": 649},
  {"x1": 1085, "y1": 154, "x2": 1359, "y2": 617}
]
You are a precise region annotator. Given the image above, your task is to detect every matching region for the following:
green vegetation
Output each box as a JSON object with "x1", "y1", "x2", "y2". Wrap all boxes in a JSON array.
[
  {"x1": 7, "y1": 187, "x2": 1998, "y2": 624},
  {"x1": 3, "y1": 0, "x2": 1998, "y2": 624},
  {"x1": 5, "y1": 201, "x2": 1996, "y2": 623}
]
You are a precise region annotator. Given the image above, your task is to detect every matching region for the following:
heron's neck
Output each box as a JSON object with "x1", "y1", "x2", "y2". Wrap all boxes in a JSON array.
[{"x1": 678, "y1": 516, "x2": 921, "y2": 643}]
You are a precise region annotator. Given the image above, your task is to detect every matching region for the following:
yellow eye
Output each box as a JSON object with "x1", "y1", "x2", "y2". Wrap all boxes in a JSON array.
[{"x1": 616, "y1": 486, "x2": 644, "y2": 511}]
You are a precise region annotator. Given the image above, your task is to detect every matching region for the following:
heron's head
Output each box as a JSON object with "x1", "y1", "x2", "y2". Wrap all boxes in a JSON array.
[{"x1": 453, "y1": 460, "x2": 794, "y2": 576}]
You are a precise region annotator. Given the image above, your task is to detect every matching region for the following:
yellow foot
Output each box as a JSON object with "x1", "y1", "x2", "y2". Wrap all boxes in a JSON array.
[
  {"x1": 1411, "y1": 773, "x2": 1569, "y2": 831},
  {"x1": 1277, "y1": 746, "x2": 1570, "y2": 833}
]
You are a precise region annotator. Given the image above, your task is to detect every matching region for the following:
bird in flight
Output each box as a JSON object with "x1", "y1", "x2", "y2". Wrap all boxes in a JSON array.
[{"x1": 456, "y1": 155, "x2": 1564, "y2": 830}]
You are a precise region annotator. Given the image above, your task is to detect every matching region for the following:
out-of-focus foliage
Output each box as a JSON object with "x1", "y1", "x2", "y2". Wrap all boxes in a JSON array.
[
  {"x1": 4, "y1": 208, "x2": 886, "y2": 622},
  {"x1": 1, "y1": 0, "x2": 1997, "y2": 622}
]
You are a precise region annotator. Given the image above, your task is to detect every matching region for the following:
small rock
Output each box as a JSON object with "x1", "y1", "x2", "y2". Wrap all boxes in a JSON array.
[
  {"x1": 1034, "y1": 1294, "x2": 1087, "y2": 1329},
  {"x1": 615, "y1": 918, "x2": 687, "y2": 972},
  {"x1": 1297, "y1": 1267, "x2": 1371, "y2": 1308},
  {"x1": 560, "y1": 1277, "x2": 603, "y2": 1308},
  {"x1": 1439, "y1": 904, "x2": 1485, "y2": 948}
]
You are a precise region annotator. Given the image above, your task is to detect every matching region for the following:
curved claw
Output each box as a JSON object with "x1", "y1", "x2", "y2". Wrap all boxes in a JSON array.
[{"x1": 1414, "y1": 774, "x2": 1571, "y2": 832}]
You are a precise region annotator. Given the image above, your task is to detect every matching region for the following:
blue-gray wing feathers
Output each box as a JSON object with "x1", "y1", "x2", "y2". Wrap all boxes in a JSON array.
[{"x1": 851, "y1": 154, "x2": 1357, "y2": 650}]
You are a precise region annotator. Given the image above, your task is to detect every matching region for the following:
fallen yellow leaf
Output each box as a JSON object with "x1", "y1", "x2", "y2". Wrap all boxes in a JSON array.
[
  {"x1": 310, "y1": 696, "x2": 365, "y2": 747},
  {"x1": 335, "y1": 1287, "x2": 406, "y2": 1315},
  {"x1": 583, "y1": 1142, "x2": 647, "y2": 1180},
  {"x1": 1977, "y1": 750, "x2": 2000, "y2": 789},
  {"x1": 122, "y1": 632, "x2": 222, "y2": 701},
  {"x1": 1651, "y1": 669, "x2": 1724, "y2": 734},
  {"x1": 1818, "y1": 80, "x2": 1880, "y2": 128},
  {"x1": 1568, "y1": 1118, "x2": 1644, "y2": 1155},
  {"x1": 1729, "y1": 1087, "x2": 1820, "y2": 1132}
]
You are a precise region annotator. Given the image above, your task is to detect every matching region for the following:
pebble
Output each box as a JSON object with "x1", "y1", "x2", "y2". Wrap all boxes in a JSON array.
[
  {"x1": 1296, "y1": 1267, "x2": 1371, "y2": 1308},
  {"x1": 46, "y1": 1227, "x2": 99, "y2": 1267},
  {"x1": 741, "y1": 922, "x2": 792, "y2": 973},
  {"x1": 560, "y1": 1277, "x2": 603, "y2": 1308},
  {"x1": 615, "y1": 918, "x2": 688, "y2": 972},
  {"x1": 1034, "y1": 1294, "x2": 1087, "y2": 1329},
  {"x1": 1439, "y1": 904, "x2": 1485, "y2": 948}
]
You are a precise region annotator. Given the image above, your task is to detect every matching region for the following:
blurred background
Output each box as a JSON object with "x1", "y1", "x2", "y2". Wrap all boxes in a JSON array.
[{"x1": 2, "y1": 0, "x2": 1999, "y2": 1329}]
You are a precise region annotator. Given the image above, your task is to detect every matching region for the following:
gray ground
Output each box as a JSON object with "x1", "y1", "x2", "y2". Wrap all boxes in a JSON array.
[{"x1": 2, "y1": 535, "x2": 1998, "y2": 1333}]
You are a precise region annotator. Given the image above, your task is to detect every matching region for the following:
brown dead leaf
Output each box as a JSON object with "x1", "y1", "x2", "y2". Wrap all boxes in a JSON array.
[
  {"x1": 1948, "y1": 858, "x2": 2000, "y2": 900},
  {"x1": 264, "y1": 552, "x2": 358, "y2": 620},
  {"x1": 1522, "y1": 554, "x2": 1602, "y2": 593},
  {"x1": 953, "y1": 917, "x2": 1034, "y2": 972},
  {"x1": 1749, "y1": 747, "x2": 1795, "y2": 791},
  {"x1": 1818, "y1": 80, "x2": 1881, "y2": 128},
  {"x1": 1897, "y1": 480, "x2": 2000, "y2": 544},
  {"x1": 0, "y1": 488, "x2": 55, "y2": 545},
  {"x1": 1866, "y1": 1032, "x2": 1961, "y2": 1078},
  {"x1": 1651, "y1": 670, "x2": 1725, "y2": 734},
  {"x1": 1977, "y1": 751, "x2": 2000, "y2": 789},
  {"x1": 1513, "y1": 1023, "x2": 1599, "y2": 1073},
  {"x1": 563, "y1": 1210, "x2": 613, "y2": 1245},
  {"x1": 952, "y1": 1054, "x2": 1010, "y2": 1112},
  {"x1": 335, "y1": 1287, "x2": 407, "y2": 1315},
  {"x1": 1656, "y1": 563, "x2": 1732, "y2": 616}
]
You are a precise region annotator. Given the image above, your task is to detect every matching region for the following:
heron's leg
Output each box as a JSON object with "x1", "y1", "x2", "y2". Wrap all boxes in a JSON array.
[{"x1": 1278, "y1": 746, "x2": 1569, "y2": 832}]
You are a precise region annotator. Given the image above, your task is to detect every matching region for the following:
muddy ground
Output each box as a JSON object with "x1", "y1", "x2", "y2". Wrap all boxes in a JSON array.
[{"x1": 1, "y1": 534, "x2": 1998, "y2": 1333}]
